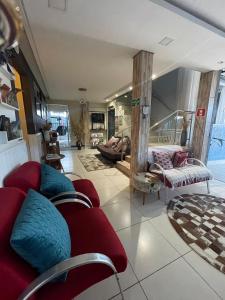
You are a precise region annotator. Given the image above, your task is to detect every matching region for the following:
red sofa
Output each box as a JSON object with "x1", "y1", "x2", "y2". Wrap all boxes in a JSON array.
[
  {"x1": 0, "y1": 187, "x2": 127, "y2": 299},
  {"x1": 4, "y1": 161, "x2": 100, "y2": 208}
]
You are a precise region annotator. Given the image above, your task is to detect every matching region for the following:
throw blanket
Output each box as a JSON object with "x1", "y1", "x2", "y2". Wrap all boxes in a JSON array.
[{"x1": 162, "y1": 165, "x2": 213, "y2": 189}]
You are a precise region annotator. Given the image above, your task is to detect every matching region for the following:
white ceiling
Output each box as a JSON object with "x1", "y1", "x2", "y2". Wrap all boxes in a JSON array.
[{"x1": 19, "y1": 0, "x2": 225, "y2": 102}]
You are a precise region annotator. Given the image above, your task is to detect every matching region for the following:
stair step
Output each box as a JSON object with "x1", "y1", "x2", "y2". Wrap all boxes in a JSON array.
[
  {"x1": 125, "y1": 155, "x2": 131, "y2": 163},
  {"x1": 116, "y1": 161, "x2": 130, "y2": 177}
]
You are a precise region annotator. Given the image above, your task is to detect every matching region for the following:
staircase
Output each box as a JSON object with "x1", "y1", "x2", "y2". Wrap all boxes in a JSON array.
[
  {"x1": 115, "y1": 110, "x2": 195, "y2": 177},
  {"x1": 149, "y1": 110, "x2": 195, "y2": 146},
  {"x1": 116, "y1": 155, "x2": 131, "y2": 177}
]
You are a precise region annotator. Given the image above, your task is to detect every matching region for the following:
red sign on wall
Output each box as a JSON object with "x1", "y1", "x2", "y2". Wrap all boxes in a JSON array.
[{"x1": 196, "y1": 108, "x2": 206, "y2": 117}]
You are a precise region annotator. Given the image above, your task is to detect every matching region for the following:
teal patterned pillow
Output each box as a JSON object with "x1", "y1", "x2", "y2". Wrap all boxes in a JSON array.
[
  {"x1": 10, "y1": 189, "x2": 71, "y2": 279},
  {"x1": 40, "y1": 164, "x2": 75, "y2": 198}
]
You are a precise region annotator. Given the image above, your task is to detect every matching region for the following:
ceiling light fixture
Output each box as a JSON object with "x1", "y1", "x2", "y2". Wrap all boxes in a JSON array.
[
  {"x1": 158, "y1": 36, "x2": 174, "y2": 46},
  {"x1": 78, "y1": 87, "x2": 87, "y2": 92},
  {"x1": 129, "y1": 86, "x2": 133, "y2": 91},
  {"x1": 124, "y1": 95, "x2": 128, "y2": 98},
  {"x1": 15, "y1": 6, "x2": 20, "y2": 12},
  {"x1": 115, "y1": 94, "x2": 118, "y2": 97},
  {"x1": 152, "y1": 74, "x2": 156, "y2": 80}
]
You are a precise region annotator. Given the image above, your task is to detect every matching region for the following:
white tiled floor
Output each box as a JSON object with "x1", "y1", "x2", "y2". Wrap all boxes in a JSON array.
[{"x1": 62, "y1": 149, "x2": 225, "y2": 300}]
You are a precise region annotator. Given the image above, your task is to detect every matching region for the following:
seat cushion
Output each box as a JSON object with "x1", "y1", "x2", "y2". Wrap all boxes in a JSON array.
[
  {"x1": 40, "y1": 164, "x2": 75, "y2": 198},
  {"x1": 0, "y1": 256, "x2": 37, "y2": 300},
  {"x1": 10, "y1": 189, "x2": 71, "y2": 277},
  {"x1": 38, "y1": 208, "x2": 127, "y2": 300},
  {"x1": 0, "y1": 188, "x2": 37, "y2": 300},
  {"x1": 0, "y1": 187, "x2": 26, "y2": 253},
  {"x1": 151, "y1": 165, "x2": 212, "y2": 188},
  {"x1": 72, "y1": 179, "x2": 100, "y2": 207},
  {"x1": 4, "y1": 161, "x2": 41, "y2": 193},
  {"x1": 4, "y1": 161, "x2": 100, "y2": 208}
]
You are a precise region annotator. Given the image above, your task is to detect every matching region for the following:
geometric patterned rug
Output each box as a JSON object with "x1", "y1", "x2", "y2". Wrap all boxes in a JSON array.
[
  {"x1": 168, "y1": 193, "x2": 225, "y2": 274},
  {"x1": 78, "y1": 154, "x2": 114, "y2": 172}
]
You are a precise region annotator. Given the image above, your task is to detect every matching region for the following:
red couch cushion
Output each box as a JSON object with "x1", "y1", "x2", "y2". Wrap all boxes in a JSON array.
[
  {"x1": 73, "y1": 179, "x2": 100, "y2": 207},
  {"x1": 0, "y1": 188, "x2": 126, "y2": 300},
  {"x1": 4, "y1": 161, "x2": 41, "y2": 193},
  {"x1": 38, "y1": 208, "x2": 127, "y2": 300},
  {"x1": 0, "y1": 187, "x2": 26, "y2": 251},
  {"x1": 4, "y1": 161, "x2": 100, "y2": 207},
  {"x1": 0, "y1": 257, "x2": 37, "y2": 300},
  {"x1": 0, "y1": 188, "x2": 37, "y2": 300}
]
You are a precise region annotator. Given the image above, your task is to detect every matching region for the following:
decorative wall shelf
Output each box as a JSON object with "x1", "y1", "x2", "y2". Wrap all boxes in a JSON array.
[
  {"x1": 0, "y1": 65, "x2": 14, "y2": 80},
  {"x1": 0, "y1": 101, "x2": 19, "y2": 111}
]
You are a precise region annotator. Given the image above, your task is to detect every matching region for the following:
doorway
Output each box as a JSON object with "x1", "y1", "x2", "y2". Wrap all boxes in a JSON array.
[
  {"x1": 108, "y1": 108, "x2": 115, "y2": 140},
  {"x1": 207, "y1": 72, "x2": 225, "y2": 182},
  {"x1": 47, "y1": 104, "x2": 70, "y2": 148}
]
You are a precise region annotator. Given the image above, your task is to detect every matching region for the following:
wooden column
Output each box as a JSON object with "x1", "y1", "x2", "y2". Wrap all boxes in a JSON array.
[
  {"x1": 130, "y1": 50, "x2": 153, "y2": 178},
  {"x1": 192, "y1": 71, "x2": 220, "y2": 163}
]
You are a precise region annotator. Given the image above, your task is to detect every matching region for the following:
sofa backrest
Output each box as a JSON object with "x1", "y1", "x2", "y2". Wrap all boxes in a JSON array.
[
  {"x1": 0, "y1": 187, "x2": 37, "y2": 299},
  {"x1": 4, "y1": 161, "x2": 41, "y2": 193},
  {"x1": 0, "y1": 187, "x2": 25, "y2": 251},
  {"x1": 148, "y1": 145, "x2": 183, "y2": 163}
]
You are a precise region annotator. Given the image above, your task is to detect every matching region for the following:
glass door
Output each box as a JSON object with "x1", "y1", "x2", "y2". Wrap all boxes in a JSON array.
[{"x1": 47, "y1": 104, "x2": 70, "y2": 148}]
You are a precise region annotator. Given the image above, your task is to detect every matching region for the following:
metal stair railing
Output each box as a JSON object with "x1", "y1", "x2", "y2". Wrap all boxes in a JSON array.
[{"x1": 149, "y1": 110, "x2": 195, "y2": 146}]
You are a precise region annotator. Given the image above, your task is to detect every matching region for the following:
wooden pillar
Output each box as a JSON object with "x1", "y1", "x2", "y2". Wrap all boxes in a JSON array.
[
  {"x1": 130, "y1": 50, "x2": 153, "y2": 178},
  {"x1": 192, "y1": 71, "x2": 220, "y2": 163}
]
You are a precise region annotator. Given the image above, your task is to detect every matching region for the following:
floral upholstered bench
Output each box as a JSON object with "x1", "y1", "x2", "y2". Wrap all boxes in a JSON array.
[{"x1": 148, "y1": 145, "x2": 213, "y2": 202}]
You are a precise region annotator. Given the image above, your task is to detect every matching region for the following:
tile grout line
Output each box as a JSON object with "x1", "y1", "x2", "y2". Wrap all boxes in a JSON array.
[
  {"x1": 148, "y1": 215, "x2": 192, "y2": 256},
  {"x1": 182, "y1": 255, "x2": 223, "y2": 300}
]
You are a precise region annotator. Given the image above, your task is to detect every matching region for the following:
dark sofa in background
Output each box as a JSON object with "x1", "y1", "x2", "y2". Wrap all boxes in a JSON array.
[{"x1": 97, "y1": 136, "x2": 130, "y2": 162}]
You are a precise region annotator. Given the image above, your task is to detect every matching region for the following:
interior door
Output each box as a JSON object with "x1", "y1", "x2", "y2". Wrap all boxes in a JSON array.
[{"x1": 108, "y1": 108, "x2": 115, "y2": 139}]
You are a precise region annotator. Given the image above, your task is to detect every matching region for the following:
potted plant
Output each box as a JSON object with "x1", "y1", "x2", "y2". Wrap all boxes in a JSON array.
[{"x1": 71, "y1": 120, "x2": 83, "y2": 150}]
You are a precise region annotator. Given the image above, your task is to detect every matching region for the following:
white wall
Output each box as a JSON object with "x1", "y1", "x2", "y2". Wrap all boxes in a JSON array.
[
  {"x1": 0, "y1": 140, "x2": 28, "y2": 187},
  {"x1": 19, "y1": 29, "x2": 48, "y2": 97},
  {"x1": 151, "y1": 68, "x2": 200, "y2": 125},
  {"x1": 151, "y1": 69, "x2": 179, "y2": 124},
  {"x1": 0, "y1": 104, "x2": 16, "y2": 122}
]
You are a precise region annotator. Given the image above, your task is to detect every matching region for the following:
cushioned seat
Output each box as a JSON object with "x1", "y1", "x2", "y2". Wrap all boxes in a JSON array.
[
  {"x1": 151, "y1": 165, "x2": 212, "y2": 188},
  {"x1": 4, "y1": 161, "x2": 100, "y2": 207},
  {"x1": 97, "y1": 143, "x2": 130, "y2": 162},
  {"x1": 0, "y1": 188, "x2": 127, "y2": 300},
  {"x1": 38, "y1": 208, "x2": 127, "y2": 299},
  {"x1": 73, "y1": 179, "x2": 100, "y2": 207},
  {"x1": 0, "y1": 188, "x2": 38, "y2": 300}
]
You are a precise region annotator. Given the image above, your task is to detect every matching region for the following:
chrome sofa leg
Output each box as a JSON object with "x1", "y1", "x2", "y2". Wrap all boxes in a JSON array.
[
  {"x1": 164, "y1": 187, "x2": 169, "y2": 205},
  {"x1": 207, "y1": 180, "x2": 210, "y2": 194},
  {"x1": 115, "y1": 273, "x2": 124, "y2": 300}
]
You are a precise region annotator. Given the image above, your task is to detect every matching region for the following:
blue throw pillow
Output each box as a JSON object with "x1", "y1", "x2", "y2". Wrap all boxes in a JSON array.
[
  {"x1": 40, "y1": 164, "x2": 75, "y2": 198},
  {"x1": 10, "y1": 189, "x2": 71, "y2": 280}
]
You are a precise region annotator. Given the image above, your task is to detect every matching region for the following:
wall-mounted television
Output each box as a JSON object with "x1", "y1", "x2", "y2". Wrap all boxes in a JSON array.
[{"x1": 91, "y1": 113, "x2": 105, "y2": 130}]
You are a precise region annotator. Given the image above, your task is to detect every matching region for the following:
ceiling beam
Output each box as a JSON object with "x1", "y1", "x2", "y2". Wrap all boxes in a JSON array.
[{"x1": 150, "y1": 0, "x2": 225, "y2": 39}]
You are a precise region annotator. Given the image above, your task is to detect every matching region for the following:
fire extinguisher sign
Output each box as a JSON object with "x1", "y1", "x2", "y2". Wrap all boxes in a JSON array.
[{"x1": 196, "y1": 108, "x2": 206, "y2": 117}]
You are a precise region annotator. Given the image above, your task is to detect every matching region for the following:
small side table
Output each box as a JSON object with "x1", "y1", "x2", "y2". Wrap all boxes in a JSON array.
[
  {"x1": 133, "y1": 172, "x2": 161, "y2": 205},
  {"x1": 42, "y1": 154, "x2": 65, "y2": 172}
]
